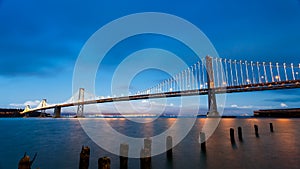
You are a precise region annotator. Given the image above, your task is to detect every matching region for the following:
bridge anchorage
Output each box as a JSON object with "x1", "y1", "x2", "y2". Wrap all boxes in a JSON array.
[{"x1": 20, "y1": 56, "x2": 300, "y2": 118}]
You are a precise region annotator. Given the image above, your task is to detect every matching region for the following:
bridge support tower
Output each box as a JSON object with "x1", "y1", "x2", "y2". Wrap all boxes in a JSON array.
[
  {"x1": 206, "y1": 56, "x2": 220, "y2": 117},
  {"x1": 76, "y1": 88, "x2": 85, "y2": 118},
  {"x1": 53, "y1": 106, "x2": 61, "y2": 118},
  {"x1": 40, "y1": 99, "x2": 47, "y2": 117}
]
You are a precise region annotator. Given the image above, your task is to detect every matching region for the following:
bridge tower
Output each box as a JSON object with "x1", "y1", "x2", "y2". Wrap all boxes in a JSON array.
[
  {"x1": 23, "y1": 105, "x2": 31, "y2": 117},
  {"x1": 40, "y1": 99, "x2": 47, "y2": 117},
  {"x1": 24, "y1": 105, "x2": 31, "y2": 112},
  {"x1": 76, "y1": 88, "x2": 85, "y2": 118},
  {"x1": 206, "y1": 56, "x2": 219, "y2": 117}
]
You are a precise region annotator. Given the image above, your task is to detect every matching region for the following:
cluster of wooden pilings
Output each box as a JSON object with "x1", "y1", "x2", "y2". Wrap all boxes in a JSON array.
[
  {"x1": 229, "y1": 123, "x2": 274, "y2": 145},
  {"x1": 78, "y1": 137, "x2": 173, "y2": 169},
  {"x1": 18, "y1": 123, "x2": 275, "y2": 169}
]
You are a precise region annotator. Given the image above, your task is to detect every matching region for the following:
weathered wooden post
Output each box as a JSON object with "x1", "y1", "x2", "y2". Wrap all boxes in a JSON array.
[
  {"x1": 230, "y1": 128, "x2": 235, "y2": 144},
  {"x1": 238, "y1": 127, "x2": 243, "y2": 142},
  {"x1": 166, "y1": 136, "x2": 173, "y2": 158},
  {"x1": 18, "y1": 155, "x2": 30, "y2": 169},
  {"x1": 144, "y1": 138, "x2": 152, "y2": 162},
  {"x1": 200, "y1": 132, "x2": 206, "y2": 152},
  {"x1": 254, "y1": 125, "x2": 259, "y2": 137},
  {"x1": 140, "y1": 148, "x2": 151, "y2": 169},
  {"x1": 270, "y1": 123, "x2": 274, "y2": 132},
  {"x1": 120, "y1": 143, "x2": 129, "y2": 169},
  {"x1": 98, "y1": 157, "x2": 111, "y2": 169},
  {"x1": 144, "y1": 138, "x2": 152, "y2": 153},
  {"x1": 18, "y1": 152, "x2": 37, "y2": 169},
  {"x1": 79, "y1": 146, "x2": 90, "y2": 169}
]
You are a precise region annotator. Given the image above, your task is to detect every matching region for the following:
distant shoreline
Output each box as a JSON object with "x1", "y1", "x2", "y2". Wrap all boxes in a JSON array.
[{"x1": 254, "y1": 108, "x2": 300, "y2": 117}]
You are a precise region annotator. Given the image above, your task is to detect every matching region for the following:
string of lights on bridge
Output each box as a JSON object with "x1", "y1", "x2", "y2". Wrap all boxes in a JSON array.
[{"x1": 137, "y1": 57, "x2": 300, "y2": 95}]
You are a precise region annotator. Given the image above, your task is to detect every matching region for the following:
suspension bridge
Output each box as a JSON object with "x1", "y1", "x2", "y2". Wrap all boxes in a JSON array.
[{"x1": 21, "y1": 56, "x2": 300, "y2": 117}]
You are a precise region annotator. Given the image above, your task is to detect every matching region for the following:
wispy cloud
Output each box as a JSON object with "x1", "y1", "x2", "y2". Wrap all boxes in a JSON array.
[
  {"x1": 10, "y1": 100, "x2": 40, "y2": 108},
  {"x1": 230, "y1": 104, "x2": 253, "y2": 109},
  {"x1": 0, "y1": 42, "x2": 75, "y2": 77},
  {"x1": 229, "y1": 104, "x2": 272, "y2": 110}
]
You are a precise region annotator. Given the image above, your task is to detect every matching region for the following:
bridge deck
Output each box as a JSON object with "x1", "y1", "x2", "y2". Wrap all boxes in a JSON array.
[{"x1": 25, "y1": 80, "x2": 300, "y2": 113}]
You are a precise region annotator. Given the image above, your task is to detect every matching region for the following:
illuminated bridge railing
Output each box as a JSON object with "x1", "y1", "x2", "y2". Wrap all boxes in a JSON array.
[{"x1": 137, "y1": 57, "x2": 300, "y2": 95}]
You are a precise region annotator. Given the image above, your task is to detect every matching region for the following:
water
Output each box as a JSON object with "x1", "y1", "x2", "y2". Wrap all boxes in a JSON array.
[{"x1": 0, "y1": 118, "x2": 299, "y2": 169}]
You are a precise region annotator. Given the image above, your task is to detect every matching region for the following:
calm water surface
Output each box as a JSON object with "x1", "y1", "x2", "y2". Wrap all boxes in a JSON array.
[{"x1": 0, "y1": 118, "x2": 299, "y2": 169}]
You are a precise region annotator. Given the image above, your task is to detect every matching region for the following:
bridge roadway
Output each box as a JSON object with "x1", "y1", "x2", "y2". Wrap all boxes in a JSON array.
[{"x1": 27, "y1": 80, "x2": 300, "y2": 112}]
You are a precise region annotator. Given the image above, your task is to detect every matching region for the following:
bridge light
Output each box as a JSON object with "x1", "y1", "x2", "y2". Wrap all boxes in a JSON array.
[
  {"x1": 275, "y1": 76, "x2": 279, "y2": 80},
  {"x1": 261, "y1": 76, "x2": 264, "y2": 79},
  {"x1": 169, "y1": 88, "x2": 173, "y2": 92},
  {"x1": 246, "y1": 79, "x2": 250, "y2": 83}
]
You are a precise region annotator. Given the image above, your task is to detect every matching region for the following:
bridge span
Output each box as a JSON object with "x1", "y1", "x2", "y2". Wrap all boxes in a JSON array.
[{"x1": 21, "y1": 56, "x2": 300, "y2": 117}]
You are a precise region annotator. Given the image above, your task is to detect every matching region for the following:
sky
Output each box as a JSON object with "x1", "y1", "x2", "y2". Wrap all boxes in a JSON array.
[{"x1": 1, "y1": 0, "x2": 300, "y2": 115}]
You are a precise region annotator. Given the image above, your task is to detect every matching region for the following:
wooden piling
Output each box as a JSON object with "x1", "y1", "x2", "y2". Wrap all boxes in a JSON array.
[
  {"x1": 166, "y1": 136, "x2": 173, "y2": 158},
  {"x1": 144, "y1": 138, "x2": 152, "y2": 153},
  {"x1": 98, "y1": 157, "x2": 111, "y2": 169},
  {"x1": 79, "y1": 146, "x2": 90, "y2": 169},
  {"x1": 230, "y1": 128, "x2": 235, "y2": 144},
  {"x1": 270, "y1": 123, "x2": 274, "y2": 132},
  {"x1": 18, "y1": 153, "x2": 30, "y2": 169},
  {"x1": 254, "y1": 125, "x2": 259, "y2": 137},
  {"x1": 200, "y1": 132, "x2": 206, "y2": 152},
  {"x1": 18, "y1": 152, "x2": 37, "y2": 169},
  {"x1": 238, "y1": 127, "x2": 243, "y2": 141},
  {"x1": 120, "y1": 144, "x2": 129, "y2": 169},
  {"x1": 140, "y1": 148, "x2": 151, "y2": 169},
  {"x1": 144, "y1": 138, "x2": 152, "y2": 163}
]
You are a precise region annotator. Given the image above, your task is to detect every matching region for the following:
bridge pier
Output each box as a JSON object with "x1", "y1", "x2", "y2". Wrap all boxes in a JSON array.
[
  {"x1": 53, "y1": 106, "x2": 61, "y2": 118},
  {"x1": 206, "y1": 56, "x2": 220, "y2": 117}
]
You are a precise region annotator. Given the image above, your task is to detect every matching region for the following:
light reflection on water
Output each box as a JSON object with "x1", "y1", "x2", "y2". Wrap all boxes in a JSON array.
[{"x1": 0, "y1": 118, "x2": 299, "y2": 169}]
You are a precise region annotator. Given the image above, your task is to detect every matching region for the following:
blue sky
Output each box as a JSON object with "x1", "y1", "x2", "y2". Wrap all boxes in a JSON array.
[{"x1": 1, "y1": 0, "x2": 300, "y2": 114}]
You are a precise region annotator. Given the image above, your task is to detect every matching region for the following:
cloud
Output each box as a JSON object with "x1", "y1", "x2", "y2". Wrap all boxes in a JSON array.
[
  {"x1": 0, "y1": 1, "x2": 83, "y2": 78},
  {"x1": 0, "y1": 42, "x2": 75, "y2": 77},
  {"x1": 230, "y1": 104, "x2": 238, "y2": 108},
  {"x1": 280, "y1": 103, "x2": 288, "y2": 108},
  {"x1": 10, "y1": 100, "x2": 40, "y2": 108},
  {"x1": 230, "y1": 104, "x2": 254, "y2": 109}
]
